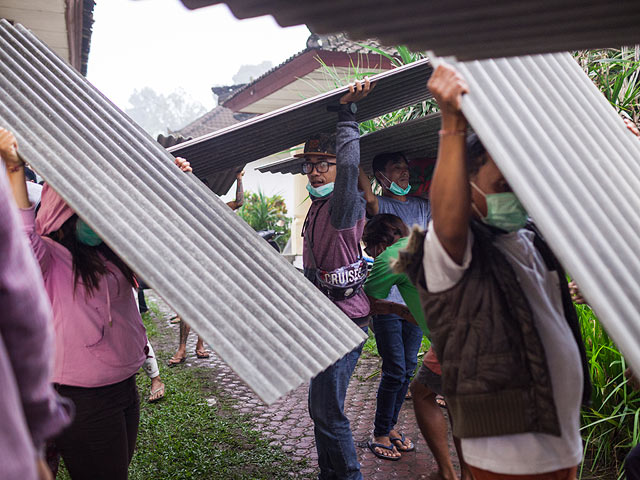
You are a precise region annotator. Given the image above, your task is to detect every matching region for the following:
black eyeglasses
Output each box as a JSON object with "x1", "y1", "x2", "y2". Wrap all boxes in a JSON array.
[{"x1": 301, "y1": 161, "x2": 336, "y2": 174}]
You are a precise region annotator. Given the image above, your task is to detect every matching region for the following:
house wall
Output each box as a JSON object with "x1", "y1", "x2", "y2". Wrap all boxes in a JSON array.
[{"x1": 0, "y1": 0, "x2": 69, "y2": 61}]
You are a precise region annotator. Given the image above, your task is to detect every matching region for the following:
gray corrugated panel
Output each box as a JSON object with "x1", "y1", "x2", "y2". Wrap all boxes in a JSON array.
[
  {"x1": 0, "y1": 20, "x2": 367, "y2": 404},
  {"x1": 259, "y1": 113, "x2": 442, "y2": 175},
  {"x1": 168, "y1": 59, "x2": 433, "y2": 178},
  {"x1": 162, "y1": 112, "x2": 249, "y2": 195},
  {"x1": 180, "y1": 0, "x2": 640, "y2": 61},
  {"x1": 443, "y1": 52, "x2": 640, "y2": 381},
  {"x1": 157, "y1": 133, "x2": 240, "y2": 195},
  {"x1": 201, "y1": 167, "x2": 241, "y2": 196}
]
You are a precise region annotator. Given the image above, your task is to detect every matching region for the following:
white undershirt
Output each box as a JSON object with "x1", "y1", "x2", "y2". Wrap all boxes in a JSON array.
[{"x1": 423, "y1": 221, "x2": 583, "y2": 474}]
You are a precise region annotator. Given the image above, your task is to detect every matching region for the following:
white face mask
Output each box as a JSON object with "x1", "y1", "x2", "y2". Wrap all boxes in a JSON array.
[{"x1": 470, "y1": 182, "x2": 529, "y2": 232}]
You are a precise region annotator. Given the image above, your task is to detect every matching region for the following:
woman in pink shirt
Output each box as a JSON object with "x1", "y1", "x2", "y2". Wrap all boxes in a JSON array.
[{"x1": 2, "y1": 128, "x2": 147, "y2": 480}]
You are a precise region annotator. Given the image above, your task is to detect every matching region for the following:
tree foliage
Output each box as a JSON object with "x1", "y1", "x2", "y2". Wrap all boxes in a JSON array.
[
  {"x1": 315, "y1": 45, "x2": 438, "y2": 136},
  {"x1": 576, "y1": 47, "x2": 640, "y2": 124},
  {"x1": 236, "y1": 190, "x2": 291, "y2": 251},
  {"x1": 125, "y1": 87, "x2": 208, "y2": 137}
]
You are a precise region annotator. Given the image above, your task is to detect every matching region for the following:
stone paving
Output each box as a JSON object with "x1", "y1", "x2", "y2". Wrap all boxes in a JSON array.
[{"x1": 150, "y1": 292, "x2": 460, "y2": 479}]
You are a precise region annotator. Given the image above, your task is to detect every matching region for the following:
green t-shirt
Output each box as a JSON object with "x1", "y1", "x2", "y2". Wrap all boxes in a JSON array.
[{"x1": 363, "y1": 237, "x2": 429, "y2": 336}]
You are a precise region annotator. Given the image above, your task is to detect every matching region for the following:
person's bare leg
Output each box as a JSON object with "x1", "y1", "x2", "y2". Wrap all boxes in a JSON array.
[
  {"x1": 168, "y1": 318, "x2": 190, "y2": 365},
  {"x1": 410, "y1": 379, "x2": 459, "y2": 480},
  {"x1": 452, "y1": 435, "x2": 474, "y2": 480}
]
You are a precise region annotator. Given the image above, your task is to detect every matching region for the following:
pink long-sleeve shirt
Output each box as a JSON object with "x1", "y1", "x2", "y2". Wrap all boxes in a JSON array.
[
  {"x1": 19, "y1": 205, "x2": 147, "y2": 388},
  {"x1": 0, "y1": 172, "x2": 72, "y2": 480}
]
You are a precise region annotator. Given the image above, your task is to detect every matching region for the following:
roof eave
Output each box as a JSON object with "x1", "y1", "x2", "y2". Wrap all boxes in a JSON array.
[{"x1": 223, "y1": 48, "x2": 394, "y2": 112}]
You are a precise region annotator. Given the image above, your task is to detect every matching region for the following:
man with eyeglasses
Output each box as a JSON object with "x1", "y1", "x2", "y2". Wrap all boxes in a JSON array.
[{"x1": 300, "y1": 78, "x2": 373, "y2": 480}]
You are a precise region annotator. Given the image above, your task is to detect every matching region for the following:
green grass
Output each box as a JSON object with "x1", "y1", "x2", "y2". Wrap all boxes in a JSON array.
[
  {"x1": 141, "y1": 309, "x2": 160, "y2": 338},
  {"x1": 56, "y1": 306, "x2": 309, "y2": 480},
  {"x1": 129, "y1": 366, "x2": 308, "y2": 479},
  {"x1": 578, "y1": 304, "x2": 640, "y2": 479}
]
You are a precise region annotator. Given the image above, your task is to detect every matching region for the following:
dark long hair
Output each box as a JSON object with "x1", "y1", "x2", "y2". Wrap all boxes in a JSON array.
[
  {"x1": 363, "y1": 214, "x2": 409, "y2": 250},
  {"x1": 50, "y1": 214, "x2": 135, "y2": 295}
]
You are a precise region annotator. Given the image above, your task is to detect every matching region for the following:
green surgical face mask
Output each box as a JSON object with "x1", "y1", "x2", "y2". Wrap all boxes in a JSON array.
[
  {"x1": 75, "y1": 218, "x2": 103, "y2": 246},
  {"x1": 379, "y1": 172, "x2": 411, "y2": 196},
  {"x1": 306, "y1": 181, "x2": 334, "y2": 198},
  {"x1": 470, "y1": 182, "x2": 528, "y2": 232}
]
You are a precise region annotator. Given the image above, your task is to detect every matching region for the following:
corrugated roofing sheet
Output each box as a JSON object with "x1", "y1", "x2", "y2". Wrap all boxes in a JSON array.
[
  {"x1": 0, "y1": 20, "x2": 367, "y2": 404},
  {"x1": 259, "y1": 113, "x2": 441, "y2": 175},
  {"x1": 444, "y1": 52, "x2": 640, "y2": 381},
  {"x1": 180, "y1": 0, "x2": 640, "y2": 61},
  {"x1": 171, "y1": 108, "x2": 253, "y2": 196},
  {"x1": 169, "y1": 59, "x2": 433, "y2": 178}
]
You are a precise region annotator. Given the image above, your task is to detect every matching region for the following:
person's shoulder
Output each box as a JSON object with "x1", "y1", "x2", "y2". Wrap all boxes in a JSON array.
[
  {"x1": 376, "y1": 194, "x2": 390, "y2": 205},
  {"x1": 380, "y1": 237, "x2": 408, "y2": 262},
  {"x1": 509, "y1": 228, "x2": 536, "y2": 247},
  {"x1": 408, "y1": 196, "x2": 428, "y2": 205}
]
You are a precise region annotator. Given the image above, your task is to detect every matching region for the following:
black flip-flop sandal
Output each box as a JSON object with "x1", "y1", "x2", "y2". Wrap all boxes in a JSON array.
[
  {"x1": 389, "y1": 433, "x2": 415, "y2": 452},
  {"x1": 167, "y1": 356, "x2": 185, "y2": 367},
  {"x1": 367, "y1": 441, "x2": 401, "y2": 461}
]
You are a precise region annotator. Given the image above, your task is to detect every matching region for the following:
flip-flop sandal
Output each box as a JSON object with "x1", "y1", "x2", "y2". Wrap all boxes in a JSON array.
[
  {"x1": 389, "y1": 433, "x2": 415, "y2": 452},
  {"x1": 167, "y1": 356, "x2": 185, "y2": 367},
  {"x1": 367, "y1": 441, "x2": 401, "y2": 461},
  {"x1": 195, "y1": 350, "x2": 210, "y2": 359},
  {"x1": 148, "y1": 384, "x2": 165, "y2": 403}
]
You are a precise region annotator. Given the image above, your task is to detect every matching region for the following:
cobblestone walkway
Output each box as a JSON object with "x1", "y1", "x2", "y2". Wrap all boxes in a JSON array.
[{"x1": 150, "y1": 293, "x2": 460, "y2": 479}]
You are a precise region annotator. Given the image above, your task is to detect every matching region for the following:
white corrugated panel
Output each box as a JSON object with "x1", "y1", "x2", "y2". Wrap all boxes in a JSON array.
[
  {"x1": 0, "y1": 20, "x2": 367, "y2": 404},
  {"x1": 446, "y1": 51, "x2": 640, "y2": 375}
]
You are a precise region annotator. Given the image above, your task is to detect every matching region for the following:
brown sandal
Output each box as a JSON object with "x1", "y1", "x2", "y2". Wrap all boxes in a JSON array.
[
  {"x1": 167, "y1": 354, "x2": 186, "y2": 367},
  {"x1": 195, "y1": 349, "x2": 210, "y2": 359}
]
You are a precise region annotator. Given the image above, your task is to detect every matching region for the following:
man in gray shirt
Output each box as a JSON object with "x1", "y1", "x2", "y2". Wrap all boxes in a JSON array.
[{"x1": 359, "y1": 152, "x2": 430, "y2": 229}]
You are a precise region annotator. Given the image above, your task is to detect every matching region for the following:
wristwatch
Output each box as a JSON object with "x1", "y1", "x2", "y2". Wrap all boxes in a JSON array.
[
  {"x1": 343, "y1": 102, "x2": 357, "y2": 114},
  {"x1": 327, "y1": 102, "x2": 357, "y2": 114}
]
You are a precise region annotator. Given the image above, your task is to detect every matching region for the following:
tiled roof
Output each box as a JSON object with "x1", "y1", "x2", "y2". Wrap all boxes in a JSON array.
[
  {"x1": 176, "y1": 106, "x2": 253, "y2": 138},
  {"x1": 220, "y1": 34, "x2": 396, "y2": 108},
  {"x1": 308, "y1": 32, "x2": 396, "y2": 56},
  {"x1": 212, "y1": 84, "x2": 247, "y2": 104}
]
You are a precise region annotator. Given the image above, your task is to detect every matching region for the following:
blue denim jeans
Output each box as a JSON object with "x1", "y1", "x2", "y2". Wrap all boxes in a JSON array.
[
  {"x1": 372, "y1": 314, "x2": 423, "y2": 437},
  {"x1": 309, "y1": 327, "x2": 367, "y2": 480},
  {"x1": 626, "y1": 444, "x2": 640, "y2": 480}
]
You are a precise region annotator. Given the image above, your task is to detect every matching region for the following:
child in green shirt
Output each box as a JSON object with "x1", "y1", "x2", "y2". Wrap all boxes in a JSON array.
[{"x1": 363, "y1": 214, "x2": 470, "y2": 478}]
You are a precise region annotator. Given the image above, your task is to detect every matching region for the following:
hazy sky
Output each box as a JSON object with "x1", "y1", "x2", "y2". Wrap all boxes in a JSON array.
[{"x1": 87, "y1": 0, "x2": 310, "y2": 111}]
